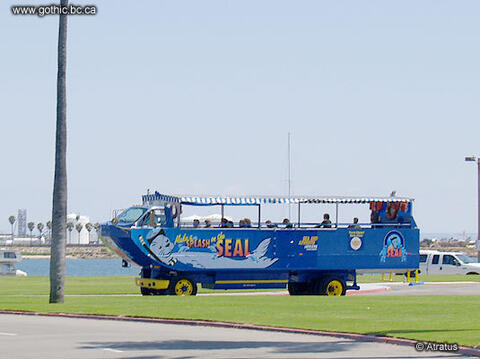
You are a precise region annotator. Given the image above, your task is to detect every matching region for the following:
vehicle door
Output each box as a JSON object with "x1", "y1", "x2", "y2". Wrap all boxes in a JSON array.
[
  {"x1": 137, "y1": 208, "x2": 166, "y2": 228},
  {"x1": 427, "y1": 254, "x2": 441, "y2": 275},
  {"x1": 441, "y1": 254, "x2": 463, "y2": 275},
  {"x1": 419, "y1": 254, "x2": 428, "y2": 274}
]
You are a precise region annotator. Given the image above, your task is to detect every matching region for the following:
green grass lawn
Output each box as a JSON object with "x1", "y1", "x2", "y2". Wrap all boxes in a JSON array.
[
  {"x1": 0, "y1": 276, "x2": 138, "y2": 295},
  {"x1": 2, "y1": 274, "x2": 478, "y2": 296},
  {"x1": 0, "y1": 276, "x2": 479, "y2": 347}
]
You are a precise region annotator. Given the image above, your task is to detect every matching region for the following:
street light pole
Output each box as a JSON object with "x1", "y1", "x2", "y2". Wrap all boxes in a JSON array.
[
  {"x1": 477, "y1": 159, "x2": 480, "y2": 262},
  {"x1": 465, "y1": 156, "x2": 480, "y2": 261}
]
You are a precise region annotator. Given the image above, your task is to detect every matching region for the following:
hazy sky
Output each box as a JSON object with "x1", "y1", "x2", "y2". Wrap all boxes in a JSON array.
[{"x1": 1, "y1": 1, "x2": 480, "y2": 233}]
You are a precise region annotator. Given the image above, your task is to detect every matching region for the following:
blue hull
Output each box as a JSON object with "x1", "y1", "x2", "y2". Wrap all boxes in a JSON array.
[{"x1": 102, "y1": 223, "x2": 419, "y2": 278}]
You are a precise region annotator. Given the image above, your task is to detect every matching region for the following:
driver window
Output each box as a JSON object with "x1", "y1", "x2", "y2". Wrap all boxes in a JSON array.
[
  {"x1": 140, "y1": 211, "x2": 155, "y2": 227},
  {"x1": 442, "y1": 255, "x2": 457, "y2": 265},
  {"x1": 139, "y1": 210, "x2": 166, "y2": 227}
]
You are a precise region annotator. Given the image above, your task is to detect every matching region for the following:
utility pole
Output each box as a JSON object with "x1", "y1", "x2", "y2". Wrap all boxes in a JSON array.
[
  {"x1": 465, "y1": 156, "x2": 480, "y2": 262},
  {"x1": 288, "y1": 132, "x2": 291, "y2": 220}
]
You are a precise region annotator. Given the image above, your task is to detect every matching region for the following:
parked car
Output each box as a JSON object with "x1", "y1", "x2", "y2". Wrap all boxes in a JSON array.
[{"x1": 419, "y1": 250, "x2": 479, "y2": 275}]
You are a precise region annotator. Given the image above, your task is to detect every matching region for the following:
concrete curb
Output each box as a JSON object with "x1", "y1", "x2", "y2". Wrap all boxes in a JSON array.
[{"x1": 1, "y1": 310, "x2": 478, "y2": 357}]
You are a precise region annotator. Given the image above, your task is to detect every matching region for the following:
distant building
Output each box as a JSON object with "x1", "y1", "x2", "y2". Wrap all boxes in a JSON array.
[
  {"x1": 17, "y1": 209, "x2": 26, "y2": 237},
  {"x1": 66, "y1": 213, "x2": 99, "y2": 244}
]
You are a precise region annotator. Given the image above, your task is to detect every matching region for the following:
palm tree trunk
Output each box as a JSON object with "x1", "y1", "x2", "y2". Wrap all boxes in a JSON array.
[{"x1": 50, "y1": 0, "x2": 68, "y2": 304}]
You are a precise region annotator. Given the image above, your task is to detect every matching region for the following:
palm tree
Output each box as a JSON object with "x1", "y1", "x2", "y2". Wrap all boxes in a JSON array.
[
  {"x1": 37, "y1": 223, "x2": 45, "y2": 241},
  {"x1": 85, "y1": 222, "x2": 93, "y2": 244},
  {"x1": 46, "y1": 220, "x2": 52, "y2": 243},
  {"x1": 66, "y1": 222, "x2": 74, "y2": 244},
  {"x1": 94, "y1": 222, "x2": 100, "y2": 244},
  {"x1": 27, "y1": 222, "x2": 35, "y2": 246},
  {"x1": 75, "y1": 223, "x2": 83, "y2": 245},
  {"x1": 8, "y1": 216, "x2": 16, "y2": 241},
  {"x1": 50, "y1": 0, "x2": 68, "y2": 304},
  {"x1": 27, "y1": 222, "x2": 35, "y2": 237}
]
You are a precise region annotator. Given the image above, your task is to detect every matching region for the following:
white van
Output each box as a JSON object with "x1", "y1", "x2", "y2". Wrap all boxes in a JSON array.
[{"x1": 419, "y1": 250, "x2": 479, "y2": 275}]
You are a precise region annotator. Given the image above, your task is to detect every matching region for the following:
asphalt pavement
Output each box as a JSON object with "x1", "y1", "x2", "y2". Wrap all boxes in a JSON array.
[
  {"x1": 197, "y1": 281, "x2": 480, "y2": 296},
  {"x1": 358, "y1": 281, "x2": 480, "y2": 296},
  {"x1": 0, "y1": 313, "x2": 476, "y2": 359}
]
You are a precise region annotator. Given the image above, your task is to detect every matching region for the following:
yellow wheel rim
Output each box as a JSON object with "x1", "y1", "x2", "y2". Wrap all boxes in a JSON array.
[
  {"x1": 174, "y1": 279, "x2": 194, "y2": 296},
  {"x1": 326, "y1": 280, "x2": 343, "y2": 296}
]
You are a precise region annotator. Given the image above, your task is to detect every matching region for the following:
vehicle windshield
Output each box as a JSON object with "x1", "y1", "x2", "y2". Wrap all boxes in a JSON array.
[
  {"x1": 456, "y1": 254, "x2": 476, "y2": 264},
  {"x1": 116, "y1": 207, "x2": 147, "y2": 223}
]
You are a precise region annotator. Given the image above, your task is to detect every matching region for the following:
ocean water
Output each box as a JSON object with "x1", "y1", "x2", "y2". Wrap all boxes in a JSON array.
[{"x1": 16, "y1": 258, "x2": 141, "y2": 276}]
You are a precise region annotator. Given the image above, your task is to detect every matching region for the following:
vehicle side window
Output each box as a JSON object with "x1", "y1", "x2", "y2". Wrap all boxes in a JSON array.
[
  {"x1": 443, "y1": 255, "x2": 458, "y2": 265},
  {"x1": 432, "y1": 255, "x2": 439, "y2": 264},
  {"x1": 139, "y1": 212, "x2": 153, "y2": 226},
  {"x1": 139, "y1": 210, "x2": 166, "y2": 227},
  {"x1": 153, "y1": 209, "x2": 166, "y2": 226},
  {"x1": 419, "y1": 254, "x2": 427, "y2": 263}
]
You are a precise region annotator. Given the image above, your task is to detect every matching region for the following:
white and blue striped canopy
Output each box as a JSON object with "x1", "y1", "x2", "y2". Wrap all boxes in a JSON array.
[
  {"x1": 142, "y1": 192, "x2": 180, "y2": 205},
  {"x1": 142, "y1": 192, "x2": 413, "y2": 206}
]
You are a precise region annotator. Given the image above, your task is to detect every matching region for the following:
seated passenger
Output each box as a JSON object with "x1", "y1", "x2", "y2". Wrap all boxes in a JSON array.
[
  {"x1": 265, "y1": 220, "x2": 276, "y2": 228},
  {"x1": 244, "y1": 218, "x2": 252, "y2": 227},
  {"x1": 348, "y1": 217, "x2": 360, "y2": 228},
  {"x1": 239, "y1": 219, "x2": 246, "y2": 228},
  {"x1": 193, "y1": 219, "x2": 200, "y2": 228},
  {"x1": 227, "y1": 220, "x2": 234, "y2": 228},
  {"x1": 370, "y1": 210, "x2": 380, "y2": 227},
  {"x1": 318, "y1": 213, "x2": 332, "y2": 228},
  {"x1": 282, "y1": 218, "x2": 293, "y2": 228},
  {"x1": 204, "y1": 219, "x2": 212, "y2": 228},
  {"x1": 219, "y1": 218, "x2": 228, "y2": 228}
]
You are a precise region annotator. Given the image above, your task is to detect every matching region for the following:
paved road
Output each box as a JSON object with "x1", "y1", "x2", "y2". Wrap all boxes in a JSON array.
[
  {"x1": 0, "y1": 314, "x2": 475, "y2": 359},
  {"x1": 360, "y1": 282, "x2": 480, "y2": 296},
  {"x1": 198, "y1": 282, "x2": 480, "y2": 297}
]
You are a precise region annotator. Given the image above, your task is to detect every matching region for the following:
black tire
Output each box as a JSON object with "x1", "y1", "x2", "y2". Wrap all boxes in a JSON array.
[
  {"x1": 288, "y1": 282, "x2": 313, "y2": 295},
  {"x1": 288, "y1": 282, "x2": 301, "y2": 295},
  {"x1": 168, "y1": 278, "x2": 197, "y2": 296},
  {"x1": 316, "y1": 276, "x2": 346, "y2": 296},
  {"x1": 140, "y1": 287, "x2": 153, "y2": 296},
  {"x1": 152, "y1": 289, "x2": 168, "y2": 295},
  {"x1": 305, "y1": 281, "x2": 317, "y2": 295}
]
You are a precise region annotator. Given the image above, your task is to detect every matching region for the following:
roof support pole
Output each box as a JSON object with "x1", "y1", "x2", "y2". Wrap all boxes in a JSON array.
[
  {"x1": 221, "y1": 205, "x2": 224, "y2": 220},
  {"x1": 297, "y1": 203, "x2": 301, "y2": 228},
  {"x1": 258, "y1": 204, "x2": 261, "y2": 228},
  {"x1": 176, "y1": 204, "x2": 181, "y2": 228},
  {"x1": 335, "y1": 203, "x2": 339, "y2": 228}
]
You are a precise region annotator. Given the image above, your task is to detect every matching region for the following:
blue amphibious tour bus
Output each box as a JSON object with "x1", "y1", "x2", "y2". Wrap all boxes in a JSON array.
[{"x1": 100, "y1": 192, "x2": 419, "y2": 296}]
